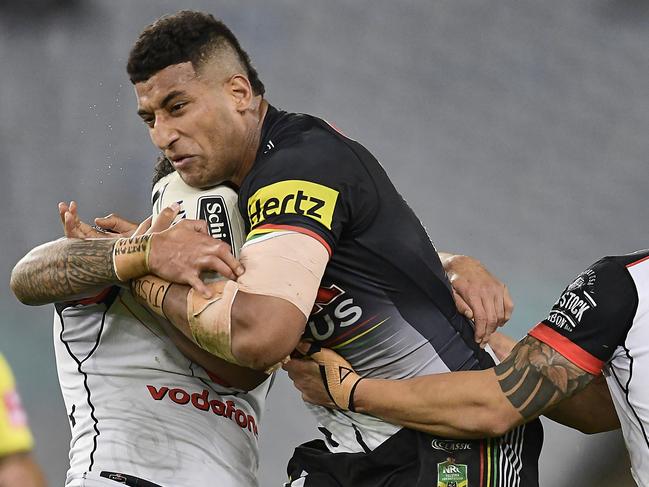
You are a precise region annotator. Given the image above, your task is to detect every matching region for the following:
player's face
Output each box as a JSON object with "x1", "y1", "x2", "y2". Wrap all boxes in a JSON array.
[{"x1": 135, "y1": 62, "x2": 245, "y2": 188}]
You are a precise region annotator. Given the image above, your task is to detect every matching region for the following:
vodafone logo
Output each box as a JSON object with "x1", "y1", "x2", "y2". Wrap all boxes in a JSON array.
[{"x1": 147, "y1": 385, "x2": 258, "y2": 436}]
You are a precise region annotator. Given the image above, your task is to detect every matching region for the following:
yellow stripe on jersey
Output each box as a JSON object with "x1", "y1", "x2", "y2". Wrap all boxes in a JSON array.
[
  {"x1": 0, "y1": 354, "x2": 34, "y2": 457},
  {"x1": 331, "y1": 317, "x2": 391, "y2": 350},
  {"x1": 247, "y1": 180, "x2": 339, "y2": 230}
]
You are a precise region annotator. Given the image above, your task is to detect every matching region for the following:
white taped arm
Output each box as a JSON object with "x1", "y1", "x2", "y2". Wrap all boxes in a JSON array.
[
  {"x1": 181, "y1": 232, "x2": 329, "y2": 369},
  {"x1": 237, "y1": 232, "x2": 329, "y2": 317},
  {"x1": 230, "y1": 232, "x2": 329, "y2": 369}
]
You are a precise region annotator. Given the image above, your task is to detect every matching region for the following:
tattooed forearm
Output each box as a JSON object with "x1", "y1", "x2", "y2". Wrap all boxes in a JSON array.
[
  {"x1": 10, "y1": 238, "x2": 119, "y2": 305},
  {"x1": 495, "y1": 336, "x2": 594, "y2": 421}
]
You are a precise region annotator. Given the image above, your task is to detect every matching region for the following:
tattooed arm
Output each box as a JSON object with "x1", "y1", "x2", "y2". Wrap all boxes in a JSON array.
[
  {"x1": 11, "y1": 204, "x2": 245, "y2": 306},
  {"x1": 482, "y1": 331, "x2": 618, "y2": 433},
  {"x1": 356, "y1": 336, "x2": 601, "y2": 438},
  {"x1": 543, "y1": 374, "x2": 620, "y2": 434},
  {"x1": 287, "y1": 335, "x2": 608, "y2": 439},
  {"x1": 10, "y1": 238, "x2": 120, "y2": 305}
]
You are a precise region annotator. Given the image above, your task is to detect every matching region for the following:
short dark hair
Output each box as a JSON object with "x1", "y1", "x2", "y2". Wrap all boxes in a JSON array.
[
  {"x1": 151, "y1": 155, "x2": 175, "y2": 188},
  {"x1": 127, "y1": 10, "x2": 265, "y2": 96}
]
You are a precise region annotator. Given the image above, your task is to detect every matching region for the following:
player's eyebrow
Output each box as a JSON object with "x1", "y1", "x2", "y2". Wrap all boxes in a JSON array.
[
  {"x1": 137, "y1": 90, "x2": 186, "y2": 118},
  {"x1": 160, "y1": 90, "x2": 186, "y2": 108}
]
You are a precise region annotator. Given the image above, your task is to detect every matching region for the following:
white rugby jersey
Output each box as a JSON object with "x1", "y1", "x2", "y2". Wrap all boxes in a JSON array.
[
  {"x1": 54, "y1": 175, "x2": 270, "y2": 487},
  {"x1": 529, "y1": 250, "x2": 649, "y2": 486},
  {"x1": 54, "y1": 290, "x2": 270, "y2": 487}
]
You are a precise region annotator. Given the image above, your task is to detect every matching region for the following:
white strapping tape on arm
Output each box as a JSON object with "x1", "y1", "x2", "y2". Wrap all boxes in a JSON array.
[
  {"x1": 237, "y1": 231, "x2": 329, "y2": 318},
  {"x1": 187, "y1": 231, "x2": 329, "y2": 364}
]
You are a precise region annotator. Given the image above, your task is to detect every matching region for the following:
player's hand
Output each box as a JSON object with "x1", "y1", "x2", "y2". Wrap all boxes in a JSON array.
[
  {"x1": 147, "y1": 214, "x2": 244, "y2": 298},
  {"x1": 284, "y1": 342, "x2": 363, "y2": 411},
  {"x1": 486, "y1": 331, "x2": 517, "y2": 362},
  {"x1": 59, "y1": 201, "x2": 106, "y2": 238},
  {"x1": 58, "y1": 201, "x2": 138, "y2": 238},
  {"x1": 442, "y1": 254, "x2": 513, "y2": 347},
  {"x1": 94, "y1": 212, "x2": 138, "y2": 236}
]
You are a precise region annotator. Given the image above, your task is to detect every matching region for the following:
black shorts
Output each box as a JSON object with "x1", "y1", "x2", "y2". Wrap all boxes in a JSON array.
[{"x1": 286, "y1": 422, "x2": 542, "y2": 487}]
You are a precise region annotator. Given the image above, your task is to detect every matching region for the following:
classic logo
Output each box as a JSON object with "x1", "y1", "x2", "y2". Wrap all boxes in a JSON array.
[
  {"x1": 431, "y1": 439, "x2": 472, "y2": 453},
  {"x1": 198, "y1": 196, "x2": 233, "y2": 249},
  {"x1": 247, "y1": 180, "x2": 339, "y2": 229}
]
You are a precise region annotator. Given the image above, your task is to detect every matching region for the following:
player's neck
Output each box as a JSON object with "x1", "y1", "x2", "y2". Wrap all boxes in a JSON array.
[{"x1": 232, "y1": 99, "x2": 268, "y2": 187}]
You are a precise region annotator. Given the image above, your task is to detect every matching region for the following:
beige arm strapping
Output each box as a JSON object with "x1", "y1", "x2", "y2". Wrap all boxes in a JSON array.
[
  {"x1": 188, "y1": 280, "x2": 239, "y2": 363},
  {"x1": 112, "y1": 235, "x2": 152, "y2": 281},
  {"x1": 187, "y1": 232, "x2": 329, "y2": 364},
  {"x1": 237, "y1": 232, "x2": 329, "y2": 318}
]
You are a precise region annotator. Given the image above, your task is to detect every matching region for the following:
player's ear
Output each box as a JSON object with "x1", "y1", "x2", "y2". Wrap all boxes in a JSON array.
[{"x1": 229, "y1": 74, "x2": 254, "y2": 112}]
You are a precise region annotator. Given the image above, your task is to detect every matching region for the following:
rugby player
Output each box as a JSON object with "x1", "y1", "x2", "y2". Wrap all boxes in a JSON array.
[
  {"x1": 287, "y1": 251, "x2": 648, "y2": 484},
  {"x1": 119, "y1": 11, "x2": 544, "y2": 486},
  {"x1": 11, "y1": 173, "x2": 271, "y2": 487},
  {"x1": 0, "y1": 353, "x2": 45, "y2": 487}
]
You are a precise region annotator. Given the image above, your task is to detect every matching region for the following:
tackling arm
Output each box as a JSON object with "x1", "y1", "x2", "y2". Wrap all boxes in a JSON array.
[
  {"x1": 355, "y1": 335, "x2": 608, "y2": 437},
  {"x1": 10, "y1": 237, "x2": 119, "y2": 305},
  {"x1": 484, "y1": 331, "x2": 619, "y2": 434},
  {"x1": 10, "y1": 206, "x2": 242, "y2": 306},
  {"x1": 543, "y1": 374, "x2": 620, "y2": 434},
  {"x1": 287, "y1": 335, "x2": 613, "y2": 439}
]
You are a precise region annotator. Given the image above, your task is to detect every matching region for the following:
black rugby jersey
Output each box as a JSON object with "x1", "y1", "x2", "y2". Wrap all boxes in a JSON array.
[
  {"x1": 239, "y1": 105, "x2": 542, "y2": 485},
  {"x1": 239, "y1": 106, "x2": 492, "y2": 379},
  {"x1": 530, "y1": 250, "x2": 649, "y2": 485}
]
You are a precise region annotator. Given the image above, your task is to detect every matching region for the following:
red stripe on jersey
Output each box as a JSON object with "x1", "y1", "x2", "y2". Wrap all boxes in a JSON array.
[
  {"x1": 627, "y1": 255, "x2": 649, "y2": 268},
  {"x1": 254, "y1": 224, "x2": 332, "y2": 256},
  {"x1": 528, "y1": 323, "x2": 604, "y2": 375},
  {"x1": 206, "y1": 371, "x2": 232, "y2": 388},
  {"x1": 69, "y1": 287, "x2": 113, "y2": 306},
  {"x1": 479, "y1": 440, "x2": 485, "y2": 487}
]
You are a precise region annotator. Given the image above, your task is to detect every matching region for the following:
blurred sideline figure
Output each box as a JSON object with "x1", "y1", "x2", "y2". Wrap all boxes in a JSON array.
[
  {"x1": 288, "y1": 251, "x2": 649, "y2": 485},
  {"x1": 10, "y1": 172, "x2": 271, "y2": 487},
  {"x1": 0, "y1": 354, "x2": 46, "y2": 487}
]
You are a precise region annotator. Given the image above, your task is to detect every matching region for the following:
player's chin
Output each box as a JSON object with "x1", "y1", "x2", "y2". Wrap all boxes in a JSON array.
[
  {"x1": 182, "y1": 168, "x2": 226, "y2": 190},
  {"x1": 174, "y1": 168, "x2": 205, "y2": 189}
]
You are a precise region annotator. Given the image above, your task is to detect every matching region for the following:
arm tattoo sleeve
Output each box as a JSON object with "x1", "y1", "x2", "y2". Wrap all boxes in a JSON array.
[
  {"x1": 495, "y1": 336, "x2": 595, "y2": 421},
  {"x1": 11, "y1": 238, "x2": 118, "y2": 305}
]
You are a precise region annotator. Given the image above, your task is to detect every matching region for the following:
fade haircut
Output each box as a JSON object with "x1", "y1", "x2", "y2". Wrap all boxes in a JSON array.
[{"x1": 127, "y1": 10, "x2": 265, "y2": 96}]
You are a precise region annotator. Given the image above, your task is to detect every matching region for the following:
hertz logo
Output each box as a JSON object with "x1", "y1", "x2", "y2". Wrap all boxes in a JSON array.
[{"x1": 247, "y1": 180, "x2": 339, "y2": 229}]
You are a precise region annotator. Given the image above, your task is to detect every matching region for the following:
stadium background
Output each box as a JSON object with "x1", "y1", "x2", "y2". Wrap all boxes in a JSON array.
[{"x1": 1, "y1": 0, "x2": 645, "y2": 485}]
